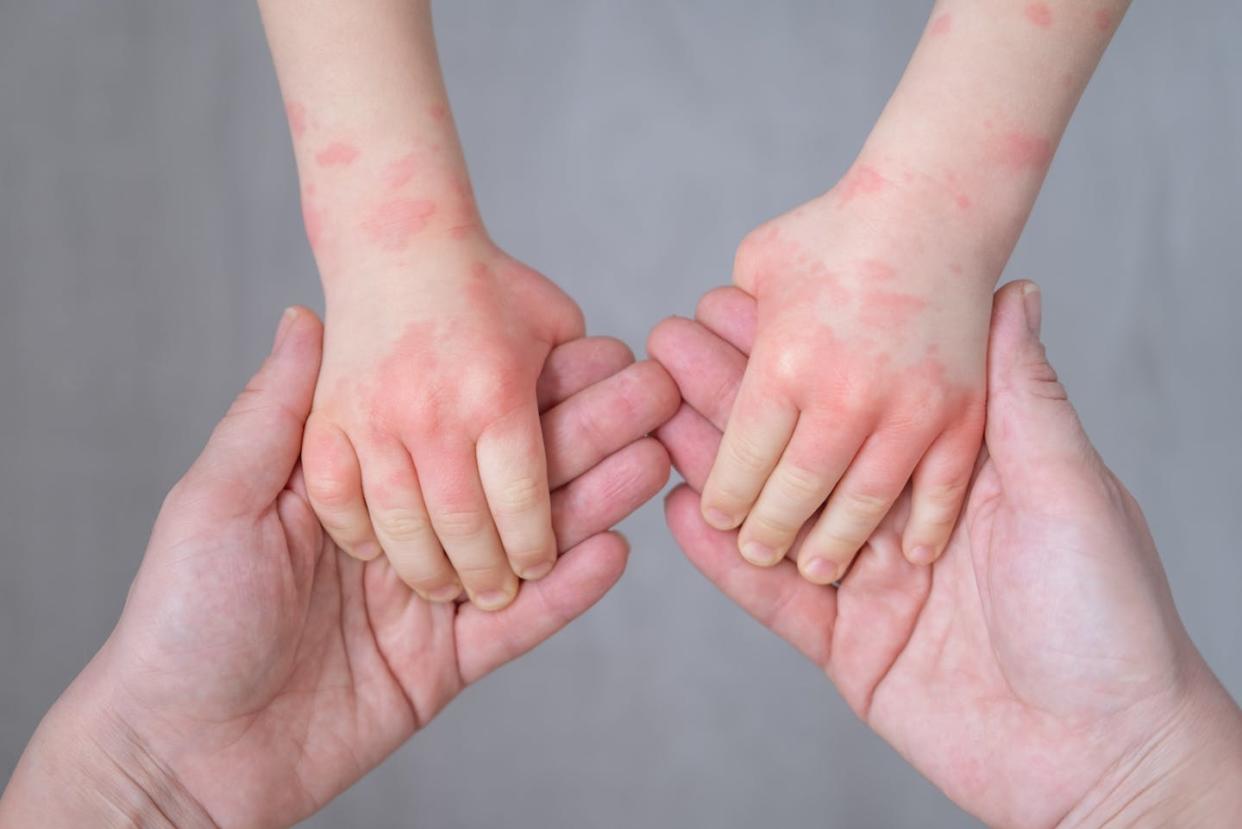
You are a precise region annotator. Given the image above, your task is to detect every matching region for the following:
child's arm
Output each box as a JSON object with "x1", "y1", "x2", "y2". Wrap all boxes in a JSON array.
[
  {"x1": 258, "y1": 0, "x2": 585, "y2": 610},
  {"x1": 701, "y1": 0, "x2": 1130, "y2": 582}
]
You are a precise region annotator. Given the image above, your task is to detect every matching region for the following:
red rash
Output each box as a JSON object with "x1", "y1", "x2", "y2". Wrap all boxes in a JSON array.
[
  {"x1": 1093, "y1": 10, "x2": 1112, "y2": 31},
  {"x1": 383, "y1": 153, "x2": 420, "y2": 190},
  {"x1": 861, "y1": 258, "x2": 897, "y2": 281},
  {"x1": 837, "y1": 164, "x2": 888, "y2": 205},
  {"x1": 1024, "y1": 2, "x2": 1053, "y2": 28},
  {"x1": 987, "y1": 131, "x2": 1054, "y2": 172},
  {"x1": 315, "y1": 142, "x2": 360, "y2": 167},
  {"x1": 285, "y1": 102, "x2": 308, "y2": 140},
  {"x1": 858, "y1": 290, "x2": 928, "y2": 329},
  {"x1": 362, "y1": 198, "x2": 437, "y2": 251},
  {"x1": 929, "y1": 13, "x2": 953, "y2": 36}
]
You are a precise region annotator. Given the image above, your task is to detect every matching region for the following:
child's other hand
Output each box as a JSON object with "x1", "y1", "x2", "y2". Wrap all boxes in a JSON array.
[
  {"x1": 304, "y1": 238, "x2": 584, "y2": 610},
  {"x1": 702, "y1": 170, "x2": 991, "y2": 582}
]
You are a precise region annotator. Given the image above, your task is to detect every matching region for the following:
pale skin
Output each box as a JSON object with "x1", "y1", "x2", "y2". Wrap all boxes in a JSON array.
[
  {"x1": 0, "y1": 307, "x2": 678, "y2": 828},
  {"x1": 650, "y1": 282, "x2": 1242, "y2": 827},
  {"x1": 701, "y1": 0, "x2": 1135, "y2": 584},
  {"x1": 258, "y1": 0, "x2": 588, "y2": 611}
]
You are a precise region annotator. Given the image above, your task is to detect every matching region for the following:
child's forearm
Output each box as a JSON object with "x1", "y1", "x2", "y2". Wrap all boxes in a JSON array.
[
  {"x1": 257, "y1": 0, "x2": 480, "y2": 293},
  {"x1": 839, "y1": 0, "x2": 1130, "y2": 282}
]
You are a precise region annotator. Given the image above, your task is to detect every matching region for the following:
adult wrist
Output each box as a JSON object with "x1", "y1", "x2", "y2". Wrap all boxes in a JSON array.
[
  {"x1": 0, "y1": 666, "x2": 216, "y2": 828},
  {"x1": 1059, "y1": 662, "x2": 1242, "y2": 828}
]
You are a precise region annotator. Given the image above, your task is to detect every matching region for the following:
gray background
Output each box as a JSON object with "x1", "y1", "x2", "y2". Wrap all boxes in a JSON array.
[{"x1": 2, "y1": 1, "x2": 1239, "y2": 826}]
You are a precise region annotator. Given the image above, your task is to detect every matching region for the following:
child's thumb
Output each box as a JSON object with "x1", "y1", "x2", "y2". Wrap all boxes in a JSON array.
[
  {"x1": 183, "y1": 306, "x2": 324, "y2": 513},
  {"x1": 985, "y1": 281, "x2": 1099, "y2": 495}
]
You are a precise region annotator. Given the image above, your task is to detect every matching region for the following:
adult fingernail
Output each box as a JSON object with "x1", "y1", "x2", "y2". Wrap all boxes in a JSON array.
[
  {"x1": 273, "y1": 306, "x2": 298, "y2": 350},
  {"x1": 354, "y1": 541, "x2": 382, "y2": 562},
  {"x1": 802, "y1": 557, "x2": 837, "y2": 584},
  {"x1": 1022, "y1": 282, "x2": 1042, "y2": 336},
  {"x1": 741, "y1": 541, "x2": 781, "y2": 567},
  {"x1": 520, "y1": 560, "x2": 555, "y2": 581},
  {"x1": 703, "y1": 507, "x2": 736, "y2": 529},
  {"x1": 427, "y1": 584, "x2": 463, "y2": 603},
  {"x1": 473, "y1": 589, "x2": 513, "y2": 611},
  {"x1": 908, "y1": 545, "x2": 936, "y2": 566}
]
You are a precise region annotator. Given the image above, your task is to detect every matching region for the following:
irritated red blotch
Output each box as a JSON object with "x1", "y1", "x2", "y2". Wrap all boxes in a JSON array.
[
  {"x1": 362, "y1": 198, "x2": 437, "y2": 251},
  {"x1": 315, "y1": 142, "x2": 360, "y2": 167},
  {"x1": 988, "y1": 131, "x2": 1054, "y2": 172},
  {"x1": 836, "y1": 164, "x2": 888, "y2": 205},
  {"x1": 428, "y1": 102, "x2": 449, "y2": 123},
  {"x1": 1024, "y1": 2, "x2": 1053, "y2": 28},
  {"x1": 858, "y1": 289, "x2": 929, "y2": 328},
  {"x1": 285, "y1": 102, "x2": 308, "y2": 139},
  {"x1": 860, "y1": 258, "x2": 897, "y2": 281},
  {"x1": 1093, "y1": 9, "x2": 1112, "y2": 31},
  {"x1": 381, "y1": 152, "x2": 420, "y2": 190},
  {"x1": 929, "y1": 13, "x2": 953, "y2": 36}
]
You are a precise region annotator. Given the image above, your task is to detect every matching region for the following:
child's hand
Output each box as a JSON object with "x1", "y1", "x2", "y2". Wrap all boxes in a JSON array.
[
  {"x1": 303, "y1": 237, "x2": 584, "y2": 610},
  {"x1": 702, "y1": 172, "x2": 990, "y2": 582}
]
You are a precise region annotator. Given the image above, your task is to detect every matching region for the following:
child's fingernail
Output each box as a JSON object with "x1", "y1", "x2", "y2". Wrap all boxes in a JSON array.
[
  {"x1": 1022, "y1": 282, "x2": 1042, "y2": 336},
  {"x1": 473, "y1": 589, "x2": 513, "y2": 611},
  {"x1": 741, "y1": 541, "x2": 781, "y2": 567},
  {"x1": 520, "y1": 560, "x2": 555, "y2": 581},
  {"x1": 908, "y1": 545, "x2": 936, "y2": 566},
  {"x1": 274, "y1": 306, "x2": 298, "y2": 350},
  {"x1": 703, "y1": 507, "x2": 736, "y2": 529},
  {"x1": 427, "y1": 584, "x2": 463, "y2": 603},
  {"x1": 803, "y1": 557, "x2": 838, "y2": 584}
]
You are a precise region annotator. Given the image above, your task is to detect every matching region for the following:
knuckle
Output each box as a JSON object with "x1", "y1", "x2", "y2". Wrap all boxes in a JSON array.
[
  {"x1": 452, "y1": 560, "x2": 512, "y2": 582},
  {"x1": 305, "y1": 468, "x2": 358, "y2": 509},
  {"x1": 491, "y1": 476, "x2": 547, "y2": 515},
  {"x1": 724, "y1": 431, "x2": 773, "y2": 474},
  {"x1": 774, "y1": 464, "x2": 828, "y2": 502},
  {"x1": 433, "y1": 507, "x2": 491, "y2": 539},
  {"x1": 837, "y1": 489, "x2": 891, "y2": 522},
  {"x1": 376, "y1": 507, "x2": 434, "y2": 544},
  {"x1": 746, "y1": 510, "x2": 801, "y2": 539}
]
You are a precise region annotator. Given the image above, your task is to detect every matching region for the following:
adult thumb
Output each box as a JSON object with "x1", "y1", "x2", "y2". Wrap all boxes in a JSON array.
[
  {"x1": 181, "y1": 306, "x2": 324, "y2": 514},
  {"x1": 985, "y1": 281, "x2": 1099, "y2": 498}
]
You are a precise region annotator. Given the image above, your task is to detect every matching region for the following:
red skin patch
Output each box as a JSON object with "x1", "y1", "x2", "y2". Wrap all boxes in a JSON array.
[
  {"x1": 858, "y1": 289, "x2": 929, "y2": 329},
  {"x1": 285, "y1": 102, "x2": 308, "y2": 139},
  {"x1": 428, "y1": 103, "x2": 449, "y2": 123},
  {"x1": 1093, "y1": 9, "x2": 1112, "y2": 31},
  {"x1": 929, "y1": 13, "x2": 953, "y2": 36},
  {"x1": 987, "y1": 131, "x2": 1054, "y2": 172},
  {"x1": 362, "y1": 198, "x2": 437, "y2": 251},
  {"x1": 382, "y1": 152, "x2": 420, "y2": 190},
  {"x1": 1024, "y1": 2, "x2": 1053, "y2": 28},
  {"x1": 861, "y1": 258, "x2": 897, "y2": 281},
  {"x1": 836, "y1": 164, "x2": 889, "y2": 205},
  {"x1": 315, "y1": 142, "x2": 360, "y2": 167}
]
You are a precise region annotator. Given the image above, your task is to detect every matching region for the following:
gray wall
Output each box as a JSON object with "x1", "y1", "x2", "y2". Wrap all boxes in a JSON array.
[{"x1": 2, "y1": 2, "x2": 1239, "y2": 826}]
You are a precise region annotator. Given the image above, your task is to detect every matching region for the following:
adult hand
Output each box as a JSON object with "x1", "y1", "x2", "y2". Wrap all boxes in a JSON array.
[
  {"x1": 0, "y1": 307, "x2": 676, "y2": 828},
  {"x1": 651, "y1": 282, "x2": 1242, "y2": 827}
]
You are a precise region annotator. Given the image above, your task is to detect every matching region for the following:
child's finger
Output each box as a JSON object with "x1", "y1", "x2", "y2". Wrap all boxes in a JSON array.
[
  {"x1": 359, "y1": 440, "x2": 460, "y2": 602},
  {"x1": 477, "y1": 406, "x2": 557, "y2": 581},
  {"x1": 542, "y1": 360, "x2": 679, "y2": 489},
  {"x1": 536, "y1": 336, "x2": 635, "y2": 412},
  {"x1": 419, "y1": 440, "x2": 517, "y2": 611},
  {"x1": 700, "y1": 370, "x2": 797, "y2": 531},
  {"x1": 797, "y1": 430, "x2": 927, "y2": 584},
  {"x1": 301, "y1": 415, "x2": 382, "y2": 561},
  {"x1": 901, "y1": 426, "x2": 979, "y2": 565},
  {"x1": 736, "y1": 422, "x2": 865, "y2": 567}
]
